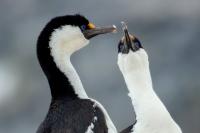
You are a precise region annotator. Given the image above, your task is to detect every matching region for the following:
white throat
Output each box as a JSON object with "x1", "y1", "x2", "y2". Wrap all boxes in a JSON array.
[
  {"x1": 49, "y1": 25, "x2": 89, "y2": 99},
  {"x1": 118, "y1": 49, "x2": 182, "y2": 133}
]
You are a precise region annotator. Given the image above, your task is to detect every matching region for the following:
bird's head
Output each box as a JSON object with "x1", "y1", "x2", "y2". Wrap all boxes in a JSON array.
[
  {"x1": 38, "y1": 14, "x2": 116, "y2": 55},
  {"x1": 118, "y1": 22, "x2": 149, "y2": 74},
  {"x1": 118, "y1": 22, "x2": 143, "y2": 54},
  {"x1": 37, "y1": 14, "x2": 116, "y2": 77}
]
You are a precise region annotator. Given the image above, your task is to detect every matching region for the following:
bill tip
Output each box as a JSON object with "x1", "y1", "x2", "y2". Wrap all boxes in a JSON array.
[{"x1": 121, "y1": 21, "x2": 128, "y2": 30}]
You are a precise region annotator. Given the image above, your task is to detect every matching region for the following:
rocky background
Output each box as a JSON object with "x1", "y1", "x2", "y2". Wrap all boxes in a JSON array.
[{"x1": 0, "y1": 0, "x2": 199, "y2": 133}]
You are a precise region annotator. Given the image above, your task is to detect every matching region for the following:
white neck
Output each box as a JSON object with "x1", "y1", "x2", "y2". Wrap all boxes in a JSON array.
[
  {"x1": 63, "y1": 57, "x2": 88, "y2": 98},
  {"x1": 118, "y1": 49, "x2": 182, "y2": 133},
  {"x1": 49, "y1": 25, "x2": 89, "y2": 99}
]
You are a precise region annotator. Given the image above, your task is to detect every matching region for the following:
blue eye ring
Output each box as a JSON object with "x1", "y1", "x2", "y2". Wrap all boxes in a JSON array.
[{"x1": 80, "y1": 25, "x2": 86, "y2": 31}]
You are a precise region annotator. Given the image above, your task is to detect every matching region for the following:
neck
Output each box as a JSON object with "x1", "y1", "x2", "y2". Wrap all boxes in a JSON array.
[
  {"x1": 118, "y1": 51, "x2": 181, "y2": 132},
  {"x1": 37, "y1": 25, "x2": 89, "y2": 99},
  {"x1": 59, "y1": 56, "x2": 88, "y2": 99},
  {"x1": 124, "y1": 67, "x2": 170, "y2": 122},
  {"x1": 48, "y1": 46, "x2": 88, "y2": 99},
  {"x1": 38, "y1": 51, "x2": 88, "y2": 99},
  {"x1": 42, "y1": 53, "x2": 88, "y2": 99},
  {"x1": 126, "y1": 73, "x2": 181, "y2": 133}
]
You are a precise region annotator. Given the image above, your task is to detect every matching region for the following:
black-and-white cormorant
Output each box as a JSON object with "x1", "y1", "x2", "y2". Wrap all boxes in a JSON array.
[
  {"x1": 117, "y1": 22, "x2": 182, "y2": 133},
  {"x1": 36, "y1": 14, "x2": 118, "y2": 133}
]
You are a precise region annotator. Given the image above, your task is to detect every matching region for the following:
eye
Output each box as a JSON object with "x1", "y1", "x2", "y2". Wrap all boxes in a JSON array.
[
  {"x1": 80, "y1": 25, "x2": 86, "y2": 31},
  {"x1": 134, "y1": 41, "x2": 140, "y2": 47},
  {"x1": 134, "y1": 38, "x2": 142, "y2": 48}
]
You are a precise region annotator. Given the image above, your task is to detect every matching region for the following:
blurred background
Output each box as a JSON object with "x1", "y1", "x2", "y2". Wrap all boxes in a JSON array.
[{"x1": 0, "y1": 0, "x2": 200, "y2": 132}]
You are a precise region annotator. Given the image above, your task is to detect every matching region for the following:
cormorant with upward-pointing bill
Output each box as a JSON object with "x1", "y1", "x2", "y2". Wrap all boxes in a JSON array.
[{"x1": 118, "y1": 22, "x2": 182, "y2": 133}]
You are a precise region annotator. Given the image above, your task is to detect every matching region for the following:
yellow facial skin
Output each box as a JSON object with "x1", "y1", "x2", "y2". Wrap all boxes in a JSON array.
[{"x1": 87, "y1": 22, "x2": 96, "y2": 29}]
